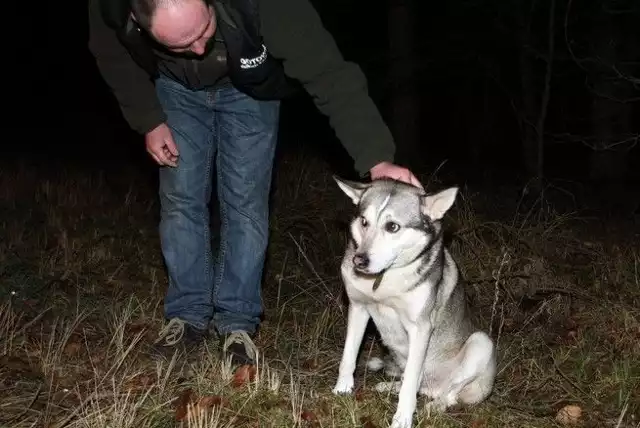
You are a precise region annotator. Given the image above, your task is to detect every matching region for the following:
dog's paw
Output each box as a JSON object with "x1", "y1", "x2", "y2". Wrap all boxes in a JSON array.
[
  {"x1": 389, "y1": 410, "x2": 414, "y2": 428},
  {"x1": 424, "y1": 398, "x2": 449, "y2": 416},
  {"x1": 332, "y1": 376, "x2": 354, "y2": 395},
  {"x1": 375, "y1": 380, "x2": 402, "y2": 393}
]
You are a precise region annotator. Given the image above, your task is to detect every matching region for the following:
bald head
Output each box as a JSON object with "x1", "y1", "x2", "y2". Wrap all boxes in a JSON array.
[{"x1": 131, "y1": 0, "x2": 217, "y2": 56}]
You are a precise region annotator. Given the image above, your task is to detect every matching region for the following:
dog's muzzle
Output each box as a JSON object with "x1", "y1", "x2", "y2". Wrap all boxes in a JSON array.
[{"x1": 353, "y1": 253, "x2": 369, "y2": 270}]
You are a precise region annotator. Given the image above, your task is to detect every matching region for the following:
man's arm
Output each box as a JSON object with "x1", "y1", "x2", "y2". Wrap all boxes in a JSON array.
[
  {"x1": 259, "y1": 0, "x2": 396, "y2": 176},
  {"x1": 87, "y1": 0, "x2": 167, "y2": 135}
]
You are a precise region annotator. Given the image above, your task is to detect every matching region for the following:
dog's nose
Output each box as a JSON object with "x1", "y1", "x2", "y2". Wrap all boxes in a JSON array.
[{"x1": 353, "y1": 253, "x2": 369, "y2": 269}]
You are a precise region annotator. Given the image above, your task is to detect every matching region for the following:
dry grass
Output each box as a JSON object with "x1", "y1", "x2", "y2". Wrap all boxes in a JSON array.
[{"x1": 0, "y1": 149, "x2": 638, "y2": 428}]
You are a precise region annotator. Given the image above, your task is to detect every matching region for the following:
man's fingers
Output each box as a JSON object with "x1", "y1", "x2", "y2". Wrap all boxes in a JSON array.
[
  {"x1": 149, "y1": 147, "x2": 174, "y2": 166},
  {"x1": 161, "y1": 138, "x2": 179, "y2": 166},
  {"x1": 163, "y1": 147, "x2": 178, "y2": 162},
  {"x1": 368, "y1": 163, "x2": 421, "y2": 188},
  {"x1": 410, "y1": 174, "x2": 423, "y2": 189},
  {"x1": 144, "y1": 123, "x2": 179, "y2": 167},
  {"x1": 397, "y1": 169, "x2": 422, "y2": 189},
  {"x1": 164, "y1": 138, "x2": 180, "y2": 157},
  {"x1": 159, "y1": 152, "x2": 178, "y2": 167}
]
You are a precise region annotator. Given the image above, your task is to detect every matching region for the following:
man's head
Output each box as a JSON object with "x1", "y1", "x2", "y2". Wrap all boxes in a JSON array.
[{"x1": 131, "y1": 0, "x2": 217, "y2": 57}]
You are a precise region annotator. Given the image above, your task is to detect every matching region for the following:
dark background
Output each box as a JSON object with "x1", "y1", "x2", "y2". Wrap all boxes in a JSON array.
[{"x1": 41, "y1": 0, "x2": 639, "y2": 218}]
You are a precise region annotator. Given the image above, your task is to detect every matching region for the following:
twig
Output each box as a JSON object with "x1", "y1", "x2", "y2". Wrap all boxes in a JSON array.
[
  {"x1": 615, "y1": 395, "x2": 630, "y2": 428},
  {"x1": 288, "y1": 233, "x2": 343, "y2": 314},
  {"x1": 554, "y1": 359, "x2": 602, "y2": 406},
  {"x1": 489, "y1": 250, "x2": 510, "y2": 337},
  {"x1": 532, "y1": 0, "x2": 556, "y2": 191},
  {"x1": 5, "y1": 383, "x2": 42, "y2": 425}
]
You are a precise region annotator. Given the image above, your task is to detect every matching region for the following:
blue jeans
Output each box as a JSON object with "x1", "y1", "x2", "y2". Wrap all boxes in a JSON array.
[{"x1": 155, "y1": 76, "x2": 280, "y2": 335}]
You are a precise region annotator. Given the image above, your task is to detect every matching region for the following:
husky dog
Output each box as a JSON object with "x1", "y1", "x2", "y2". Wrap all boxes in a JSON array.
[{"x1": 331, "y1": 177, "x2": 496, "y2": 428}]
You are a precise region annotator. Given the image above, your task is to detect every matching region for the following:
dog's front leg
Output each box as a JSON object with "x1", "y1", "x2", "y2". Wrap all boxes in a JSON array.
[
  {"x1": 391, "y1": 322, "x2": 433, "y2": 428},
  {"x1": 332, "y1": 302, "x2": 370, "y2": 394}
]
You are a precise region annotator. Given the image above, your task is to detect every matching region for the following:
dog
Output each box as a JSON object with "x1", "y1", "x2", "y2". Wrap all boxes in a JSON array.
[{"x1": 331, "y1": 177, "x2": 496, "y2": 428}]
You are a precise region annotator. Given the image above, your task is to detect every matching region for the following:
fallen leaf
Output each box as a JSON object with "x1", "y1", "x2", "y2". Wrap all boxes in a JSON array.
[
  {"x1": 302, "y1": 358, "x2": 319, "y2": 370},
  {"x1": 230, "y1": 415, "x2": 258, "y2": 427},
  {"x1": 301, "y1": 410, "x2": 320, "y2": 427},
  {"x1": 90, "y1": 352, "x2": 105, "y2": 365},
  {"x1": 232, "y1": 364, "x2": 257, "y2": 388},
  {"x1": 64, "y1": 341, "x2": 82, "y2": 357},
  {"x1": 198, "y1": 395, "x2": 228, "y2": 409},
  {"x1": 0, "y1": 356, "x2": 35, "y2": 374},
  {"x1": 317, "y1": 399, "x2": 331, "y2": 415},
  {"x1": 127, "y1": 321, "x2": 149, "y2": 335},
  {"x1": 174, "y1": 388, "x2": 195, "y2": 421},
  {"x1": 301, "y1": 410, "x2": 317, "y2": 421},
  {"x1": 555, "y1": 404, "x2": 582, "y2": 425},
  {"x1": 470, "y1": 418, "x2": 487, "y2": 428},
  {"x1": 355, "y1": 387, "x2": 367, "y2": 401},
  {"x1": 124, "y1": 373, "x2": 154, "y2": 392},
  {"x1": 262, "y1": 397, "x2": 288, "y2": 410},
  {"x1": 360, "y1": 416, "x2": 378, "y2": 428},
  {"x1": 25, "y1": 299, "x2": 39, "y2": 308}
]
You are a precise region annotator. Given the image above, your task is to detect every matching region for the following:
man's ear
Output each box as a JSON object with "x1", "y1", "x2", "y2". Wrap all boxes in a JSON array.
[
  {"x1": 421, "y1": 187, "x2": 458, "y2": 221},
  {"x1": 333, "y1": 175, "x2": 371, "y2": 205}
]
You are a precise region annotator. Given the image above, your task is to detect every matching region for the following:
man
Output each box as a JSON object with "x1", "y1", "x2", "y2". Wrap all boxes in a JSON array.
[{"x1": 87, "y1": 0, "x2": 421, "y2": 367}]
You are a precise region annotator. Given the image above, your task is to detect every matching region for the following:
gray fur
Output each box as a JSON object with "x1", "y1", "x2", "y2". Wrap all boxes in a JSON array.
[{"x1": 332, "y1": 177, "x2": 497, "y2": 428}]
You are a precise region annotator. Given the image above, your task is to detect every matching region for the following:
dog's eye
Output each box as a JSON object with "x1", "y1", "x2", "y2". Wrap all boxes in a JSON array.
[
  {"x1": 360, "y1": 216, "x2": 368, "y2": 227},
  {"x1": 385, "y1": 222, "x2": 400, "y2": 233}
]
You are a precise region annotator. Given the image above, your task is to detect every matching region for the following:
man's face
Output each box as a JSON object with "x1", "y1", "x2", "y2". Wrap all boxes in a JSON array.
[{"x1": 148, "y1": 0, "x2": 217, "y2": 57}]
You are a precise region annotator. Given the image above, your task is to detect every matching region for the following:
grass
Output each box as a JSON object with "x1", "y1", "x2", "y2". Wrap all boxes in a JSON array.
[{"x1": 0, "y1": 147, "x2": 638, "y2": 428}]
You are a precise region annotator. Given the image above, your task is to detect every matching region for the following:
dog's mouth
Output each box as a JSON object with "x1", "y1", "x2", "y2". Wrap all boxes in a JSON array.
[
  {"x1": 352, "y1": 257, "x2": 396, "y2": 276},
  {"x1": 353, "y1": 266, "x2": 380, "y2": 276}
]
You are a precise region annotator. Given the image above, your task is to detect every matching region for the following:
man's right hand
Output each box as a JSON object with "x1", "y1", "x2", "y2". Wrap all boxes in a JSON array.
[{"x1": 145, "y1": 123, "x2": 179, "y2": 167}]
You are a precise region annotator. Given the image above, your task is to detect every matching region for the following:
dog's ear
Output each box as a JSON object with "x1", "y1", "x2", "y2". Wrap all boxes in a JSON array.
[
  {"x1": 421, "y1": 187, "x2": 458, "y2": 220},
  {"x1": 333, "y1": 175, "x2": 370, "y2": 205}
]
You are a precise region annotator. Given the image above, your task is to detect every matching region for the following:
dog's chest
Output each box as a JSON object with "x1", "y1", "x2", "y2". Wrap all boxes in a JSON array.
[{"x1": 366, "y1": 303, "x2": 410, "y2": 350}]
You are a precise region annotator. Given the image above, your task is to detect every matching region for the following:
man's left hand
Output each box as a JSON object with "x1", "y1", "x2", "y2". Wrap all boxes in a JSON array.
[{"x1": 369, "y1": 161, "x2": 423, "y2": 189}]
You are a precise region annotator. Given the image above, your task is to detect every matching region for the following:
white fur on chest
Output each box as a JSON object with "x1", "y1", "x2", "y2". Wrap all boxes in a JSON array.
[
  {"x1": 341, "y1": 259, "x2": 431, "y2": 310},
  {"x1": 341, "y1": 262, "x2": 433, "y2": 358},
  {"x1": 332, "y1": 179, "x2": 496, "y2": 428}
]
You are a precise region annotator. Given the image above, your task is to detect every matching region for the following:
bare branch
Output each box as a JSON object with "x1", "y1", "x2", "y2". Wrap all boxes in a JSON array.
[
  {"x1": 564, "y1": 0, "x2": 640, "y2": 86},
  {"x1": 585, "y1": 82, "x2": 640, "y2": 103},
  {"x1": 532, "y1": 0, "x2": 557, "y2": 185},
  {"x1": 548, "y1": 132, "x2": 639, "y2": 152}
]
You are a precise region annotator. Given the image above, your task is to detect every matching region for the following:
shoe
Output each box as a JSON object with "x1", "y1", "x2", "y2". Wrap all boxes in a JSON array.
[
  {"x1": 149, "y1": 318, "x2": 208, "y2": 358},
  {"x1": 220, "y1": 330, "x2": 258, "y2": 367}
]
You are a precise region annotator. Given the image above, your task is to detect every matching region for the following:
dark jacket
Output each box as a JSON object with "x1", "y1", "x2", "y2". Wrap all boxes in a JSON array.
[{"x1": 87, "y1": 0, "x2": 396, "y2": 174}]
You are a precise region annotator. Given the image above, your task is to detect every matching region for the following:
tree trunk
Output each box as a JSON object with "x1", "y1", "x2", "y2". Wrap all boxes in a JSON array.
[
  {"x1": 517, "y1": 1, "x2": 541, "y2": 188},
  {"x1": 518, "y1": 0, "x2": 555, "y2": 194},
  {"x1": 387, "y1": 0, "x2": 420, "y2": 168},
  {"x1": 587, "y1": 12, "x2": 632, "y2": 184}
]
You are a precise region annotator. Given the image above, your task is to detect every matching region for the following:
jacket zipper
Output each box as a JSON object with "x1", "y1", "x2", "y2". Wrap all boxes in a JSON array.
[{"x1": 192, "y1": 59, "x2": 201, "y2": 88}]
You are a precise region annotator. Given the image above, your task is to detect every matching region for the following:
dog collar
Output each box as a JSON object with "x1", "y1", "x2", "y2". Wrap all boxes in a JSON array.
[{"x1": 372, "y1": 271, "x2": 385, "y2": 291}]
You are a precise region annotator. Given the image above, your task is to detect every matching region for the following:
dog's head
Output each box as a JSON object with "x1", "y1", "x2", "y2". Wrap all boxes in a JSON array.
[{"x1": 334, "y1": 176, "x2": 458, "y2": 275}]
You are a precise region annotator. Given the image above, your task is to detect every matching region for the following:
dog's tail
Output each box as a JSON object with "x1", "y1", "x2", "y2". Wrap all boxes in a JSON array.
[
  {"x1": 366, "y1": 357, "x2": 385, "y2": 372},
  {"x1": 366, "y1": 356, "x2": 402, "y2": 377}
]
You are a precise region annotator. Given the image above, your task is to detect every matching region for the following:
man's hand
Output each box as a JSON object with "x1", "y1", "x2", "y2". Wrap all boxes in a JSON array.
[
  {"x1": 369, "y1": 161, "x2": 422, "y2": 189},
  {"x1": 145, "y1": 123, "x2": 179, "y2": 167}
]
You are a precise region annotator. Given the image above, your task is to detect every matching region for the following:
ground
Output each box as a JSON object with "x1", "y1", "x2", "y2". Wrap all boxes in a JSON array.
[{"x1": 0, "y1": 145, "x2": 638, "y2": 428}]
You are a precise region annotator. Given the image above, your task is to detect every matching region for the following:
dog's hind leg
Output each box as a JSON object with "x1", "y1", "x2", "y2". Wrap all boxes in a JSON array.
[{"x1": 422, "y1": 331, "x2": 496, "y2": 414}]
